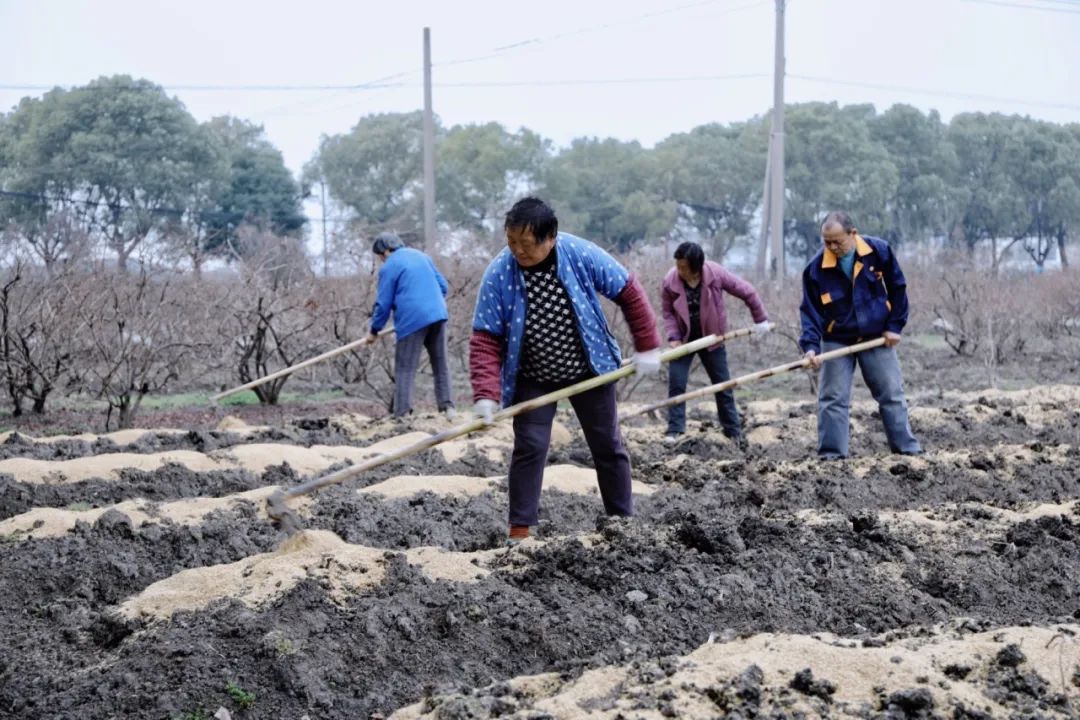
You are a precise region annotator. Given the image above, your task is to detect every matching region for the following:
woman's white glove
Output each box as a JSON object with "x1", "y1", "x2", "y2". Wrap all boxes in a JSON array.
[
  {"x1": 631, "y1": 348, "x2": 662, "y2": 375},
  {"x1": 474, "y1": 399, "x2": 499, "y2": 425},
  {"x1": 751, "y1": 320, "x2": 772, "y2": 335}
]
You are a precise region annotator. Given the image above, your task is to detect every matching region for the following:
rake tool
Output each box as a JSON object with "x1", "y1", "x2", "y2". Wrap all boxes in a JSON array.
[
  {"x1": 211, "y1": 326, "x2": 395, "y2": 403},
  {"x1": 623, "y1": 336, "x2": 887, "y2": 419},
  {"x1": 265, "y1": 327, "x2": 755, "y2": 533}
]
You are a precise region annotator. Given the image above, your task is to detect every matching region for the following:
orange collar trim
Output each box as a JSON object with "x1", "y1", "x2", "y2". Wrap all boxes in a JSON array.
[{"x1": 822, "y1": 234, "x2": 872, "y2": 269}]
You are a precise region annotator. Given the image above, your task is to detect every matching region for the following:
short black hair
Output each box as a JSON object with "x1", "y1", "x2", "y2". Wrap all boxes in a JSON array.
[
  {"x1": 821, "y1": 211, "x2": 856, "y2": 234},
  {"x1": 673, "y1": 241, "x2": 705, "y2": 274},
  {"x1": 372, "y1": 231, "x2": 404, "y2": 255},
  {"x1": 504, "y1": 196, "x2": 558, "y2": 242}
]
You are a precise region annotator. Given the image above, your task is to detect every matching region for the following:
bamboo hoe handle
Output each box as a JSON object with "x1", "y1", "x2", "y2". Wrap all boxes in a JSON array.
[
  {"x1": 625, "y1": 337, "x2": 887, "y2": 419},
  {"x1": 211, "y1": 326, "x2": 395, "y2": 402},
  {"x1": 277, "y1": 327, "x2": 754, "y2": 501}
]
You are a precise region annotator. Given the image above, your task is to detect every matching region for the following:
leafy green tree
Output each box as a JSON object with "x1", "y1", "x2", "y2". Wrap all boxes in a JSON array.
[
  {"x1": 437, "y1": 122, "x2": 548, "y2": 240},
  {"x1": 182, "y1": 117, "x2": 305, "y2": 270},
  {"x1": 1046, "y1": 175, "x2": 1080, "y2": 269},
  {"x1": 870, "y1": 104, "x2": 958, "y2": 245},
  {"x1": 0, "y1": 95, "x2": 101, "y2": 270},
  {"x1": 306, "y1": 112, "x2": 427, "y2": 238},
  {"x1": 947, "y1": 113, "x2": 1027, "y2": 270},
  {"x1": 7, "y1": 76, "x2": 216, "y2": 272},
  {"x1": 654, "y1": 120, "x2": 767, "y2": 261},
  {"x1": 784, "y1": 102, "x2": 899, "y2": 263},
  {"x1": 1004, "y1": 119, "x2": 1080, "y2": 270},
  {"x1": 541, "y1": 137, "x2": 675, "y2": 252}
]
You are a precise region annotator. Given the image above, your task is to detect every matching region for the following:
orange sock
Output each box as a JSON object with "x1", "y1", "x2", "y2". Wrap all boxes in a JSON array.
[{"x1": 509, "y1": 525, "x2": 529, "y2": 539}]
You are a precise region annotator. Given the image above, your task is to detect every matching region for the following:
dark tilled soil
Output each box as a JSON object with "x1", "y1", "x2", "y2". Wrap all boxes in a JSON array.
[
  {"x1": 2, "y1": 508, "x2": 1077, "y2": 719},
  {"x1": 0, "y1": 421, "x2": 378, "y2": 463},
  {"x1": 0, "y1": 446, "x2": 509, "y2": 522},
  {"x1": 0, "y1": 351, "x2": 1078, "y2": 719},
  {"x1": 413, "y1": 641, "x2": 1077, "y2": 719}
]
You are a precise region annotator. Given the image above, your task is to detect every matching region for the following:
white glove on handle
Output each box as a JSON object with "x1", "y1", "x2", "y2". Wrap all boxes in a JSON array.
[
  {"x1": 632, "y1": 348, "x2": 662, "y2": 375},
  {"x1": 474, "y1": 399, "x2": 499, "y2": 426},
  {"x1": 752, "y1": 320, "x2": 772, "y2": 335}
]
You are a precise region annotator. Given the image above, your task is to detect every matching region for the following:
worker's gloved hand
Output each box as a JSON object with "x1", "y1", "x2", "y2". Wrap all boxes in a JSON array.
[
  {"x1": 804, "y1": 350, "x2": 823, "y2": 370},
  {"x1": 631, "y1": 348, "x2": 662, "y2": 375},
  {"x1": 474, "y1": 399, "x2": 499, "y2": 426},
  {"x1": 751, "y1": 320, "x2": 772, "y2": 335}
]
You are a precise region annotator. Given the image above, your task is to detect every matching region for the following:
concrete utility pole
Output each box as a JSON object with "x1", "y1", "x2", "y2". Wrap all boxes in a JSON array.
[
  {"x1": 756, "y1": 139, "x2": 772, "y2": 276},
  {"x1": 320, "y1": 181, "x2": 330, "y2": 277},
  {"x1": 422, "y1": 27, "x2": 436, "y2": 250},
  {"x1": 767, "y1": 0, "x2": 786, "y2": 279}
]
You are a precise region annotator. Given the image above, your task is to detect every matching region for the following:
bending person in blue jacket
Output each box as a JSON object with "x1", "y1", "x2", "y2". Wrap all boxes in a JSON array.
[
  {"x1": 364, "y1": 232, "x2": 456, "y2": 420},
  {"x1": 799, "y1": 212, "x2": 921, "y2": 459}
]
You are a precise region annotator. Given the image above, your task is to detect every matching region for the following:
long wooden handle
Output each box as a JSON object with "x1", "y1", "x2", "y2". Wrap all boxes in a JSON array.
[
  {"x1": 279, "y1": 327, "x2": 754, "y2": 501},
  {"x1": 625, "y1": 337, "x2": 887, "y2": 418},
  {"x1": 211, "y1": 326, "x2": 395, "y2": 402}
]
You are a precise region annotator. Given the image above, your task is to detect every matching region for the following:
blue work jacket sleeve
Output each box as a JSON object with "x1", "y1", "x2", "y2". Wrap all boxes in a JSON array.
[
  {"x1": 370, "y1": 264, "x2": 397, "y2": 333},
  {"x1": 430, "y1": 256, "x2": 449, "y2": 297},
  {"x1": 882, "y1": 246, "x2": 909, "y2": 335},
  {"x1": 799, "y1": 265, "x2": 825, "y2": 355}
]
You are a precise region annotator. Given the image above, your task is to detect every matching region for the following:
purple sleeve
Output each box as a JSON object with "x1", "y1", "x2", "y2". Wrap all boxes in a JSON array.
[{"x1": 717, "y1": 267, "x2": 768, "y2": 324}]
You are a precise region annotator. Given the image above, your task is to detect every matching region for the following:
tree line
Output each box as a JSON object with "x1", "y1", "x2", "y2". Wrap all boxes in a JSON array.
[
  {"x1": 1, "y1": 74, "x2": 1078, "y2": 428},
  {"x1": 2, "y1": 75, "x2": 1079, "y2": 274},
  {"x1": 307, "y1": 102, "x2": 1080, "y2": 272}
]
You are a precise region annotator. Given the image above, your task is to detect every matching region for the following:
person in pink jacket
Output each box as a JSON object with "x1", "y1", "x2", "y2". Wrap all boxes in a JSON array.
[{"x1": 661, "y1": 242, "x2": 771, "y2": 445}]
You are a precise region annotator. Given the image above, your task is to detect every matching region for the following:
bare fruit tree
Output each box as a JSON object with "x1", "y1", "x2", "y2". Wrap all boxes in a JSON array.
[
  {"x1": 73, "y1": 268, "x2": 205, "y2": 429},
  {"x1": 222, "y1": 231, "x2": 323, "y2": 405},
  {"x1": 0, "y1": 261, "x2": 91, "y2": 416}
]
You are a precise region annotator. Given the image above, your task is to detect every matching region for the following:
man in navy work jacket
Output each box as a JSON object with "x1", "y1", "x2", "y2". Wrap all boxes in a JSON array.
[
  {"x1": 470, "y1": 197, "x2": 662, "y2": 542},
  {"x1": 364, "y1": 232, "x2": 455, "y2": 420},
  {"x1": 799, "y1": 211, "x2": 921, "y2": 459}
]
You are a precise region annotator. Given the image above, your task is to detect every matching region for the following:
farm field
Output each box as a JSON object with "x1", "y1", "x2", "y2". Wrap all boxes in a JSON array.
[{"x1": 1, "y1": 351, "x2": 1078, "y2": 719}]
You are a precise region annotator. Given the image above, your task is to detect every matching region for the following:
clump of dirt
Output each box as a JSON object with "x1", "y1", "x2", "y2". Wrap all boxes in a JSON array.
[
  {"x1": 0, "y1": 442, "x2": 511, "y2": 523},
  {"x1": 0, "y1": 506, "x2": 281, "y2": 717},
  {"x1": 0, "y1": 422, "x2": 366, "y2": 463},
  {"x1": 0, "y1": 464, "x2": 278, "y2": 521}
]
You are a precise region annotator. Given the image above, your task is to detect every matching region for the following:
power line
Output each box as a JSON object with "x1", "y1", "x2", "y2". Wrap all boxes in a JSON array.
[
  {"x1": 0, "y1": 188, "x2": 250, "y2": 223},
  {"x1": 434, "y1": 0, "x2": 769, "y2": 71},
  {"x1": 434, "y1": 73, "x2": 769, "y2": 88},
  {"x1": 789, "y1": 74, "x2": 1080, "y2": 112},
  {"x1": 0, "y1": 0, "x2": 770, "y2": 97},
  {"x1": 0, "y1": 82, "x2": 405, "y2": 93},
  {"x1": 254, "y1": 73, "x2": 770, "y2": 118},
  {"x1": 960, "y1": 0, "x2": 1080, "y2": 13}
]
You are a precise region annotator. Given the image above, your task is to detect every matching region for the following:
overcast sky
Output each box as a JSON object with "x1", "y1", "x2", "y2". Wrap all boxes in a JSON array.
[{"x1": 3, "y1": 0, "x2": 1079, "y2": 178}]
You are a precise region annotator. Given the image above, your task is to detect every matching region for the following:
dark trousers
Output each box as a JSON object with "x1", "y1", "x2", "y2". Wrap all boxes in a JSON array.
[
  {"x1": 393, "y1": 320, "x2": 454, "y2": 417},
  {"x1": 665, "y1": 344, "x2": 741, "y2": 438},
  {"x1": 508, "y1": 375, "x2": 633, "y2": 526}
]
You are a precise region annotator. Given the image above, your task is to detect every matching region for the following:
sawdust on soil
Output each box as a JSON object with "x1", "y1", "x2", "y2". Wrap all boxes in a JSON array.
[
  {"x1": 119, "y1": 529, "x2": 497, "y2": 620},
  {"x1": 392, "y1": 624, "x2": 1080, "y2": 719},
  {"x1": 0, "y1": 486, "x2": 314, "y2": 540},
  {"x1": 0, "y1": 433, "x2": 434, "y2": 484},
  {"x1": 358, "y1": 464, "x2": 656, "y2": 500},
  {"x1": 0, "y1": 416, "x2": 276, "y2": 445}
]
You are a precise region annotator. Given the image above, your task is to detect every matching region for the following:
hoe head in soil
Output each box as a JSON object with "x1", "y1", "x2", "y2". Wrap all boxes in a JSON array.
[{"x1": 266, "y1": 489, "x2": 304, "y2": 535}]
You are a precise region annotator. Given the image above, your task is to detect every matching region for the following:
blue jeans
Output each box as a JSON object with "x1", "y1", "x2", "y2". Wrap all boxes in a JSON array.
[
  {"x1": 666, "y1": 345, "x2": 740, "y2": 438},
  {"x1": 817, "y1": 340, "x2": 921, "y2": 458}
]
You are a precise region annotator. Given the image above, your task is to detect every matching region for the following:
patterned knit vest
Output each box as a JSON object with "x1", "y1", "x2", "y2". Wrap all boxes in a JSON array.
[{"x1": 519, "y1": 248, "x2": 590, "y2": 383}]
